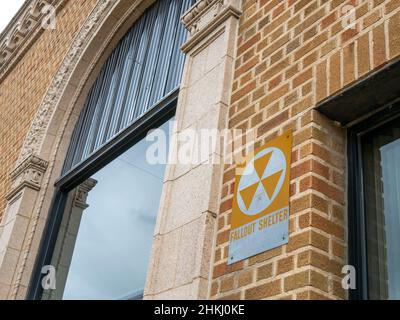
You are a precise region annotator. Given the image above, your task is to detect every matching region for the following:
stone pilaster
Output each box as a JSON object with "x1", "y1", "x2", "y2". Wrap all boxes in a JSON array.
[
  {"x1": 0, "y1": 155, "x2": 48, "y2": 299},
  {"x1": 42, "y1": 178, "x2": 97, "y2": 300},
  {"x1": 144, "y1": 0, "x2": 241, "y2": 300}
]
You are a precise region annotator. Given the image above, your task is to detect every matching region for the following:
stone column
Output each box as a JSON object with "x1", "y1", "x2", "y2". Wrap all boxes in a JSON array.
[
  {"x1": 144, "y1": 0, "x2": 241, "y2": 300},
  {"x1": 0, "y1": 156, "x2": 48, "y2": 299}
]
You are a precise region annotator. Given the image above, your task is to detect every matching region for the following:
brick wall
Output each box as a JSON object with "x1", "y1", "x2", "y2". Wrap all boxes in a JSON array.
[
  {"x1": 0, "y1": 0, "x2": 97, "y2": 222},
  {"x1": 211, "y1": 0, "x2": 400, "y2": 300}
]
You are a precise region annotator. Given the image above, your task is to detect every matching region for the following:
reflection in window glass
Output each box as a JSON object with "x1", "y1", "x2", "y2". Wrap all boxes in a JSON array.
[
  {"x1": 42, "y1": 119, "x2": 173, "y2": 300},
  {"x1": 361, "y1": 117, "x2": 400, "y2": 300}
]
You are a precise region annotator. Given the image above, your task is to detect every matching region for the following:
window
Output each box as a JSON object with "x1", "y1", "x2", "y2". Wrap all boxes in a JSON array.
[
  {"x1": 28, "y1": 0, "x2": 195, "y2": 299},
  {"x1": 348, "y1": 104, "x2": 400, "y2": 300},
  {"x1": 42, "y1": 118, "x2": 173, "y2": 300}
]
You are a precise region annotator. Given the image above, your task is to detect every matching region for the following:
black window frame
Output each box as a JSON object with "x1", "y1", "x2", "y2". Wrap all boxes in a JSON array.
[
  {"x1": 27, "y1": 90, "x2": 178, "y2": 300},
  {"x1": 347, "y1": 100, "x2": 400, "y2": 300}
]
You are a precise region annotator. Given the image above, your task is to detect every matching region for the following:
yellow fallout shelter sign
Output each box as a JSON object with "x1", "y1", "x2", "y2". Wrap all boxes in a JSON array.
[{"x1": 228, "y1": 131, "x2": 292, "y2": 264}]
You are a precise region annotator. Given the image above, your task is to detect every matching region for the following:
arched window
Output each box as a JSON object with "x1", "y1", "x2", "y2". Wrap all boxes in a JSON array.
[{"x1": 29, "y1": 0, "x2": 194, "y2": 300}]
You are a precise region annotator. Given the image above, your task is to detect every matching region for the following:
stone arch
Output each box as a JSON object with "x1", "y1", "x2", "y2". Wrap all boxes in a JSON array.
[{"x1": 0, "y1": 0, "x2": 157, "y2": 299}]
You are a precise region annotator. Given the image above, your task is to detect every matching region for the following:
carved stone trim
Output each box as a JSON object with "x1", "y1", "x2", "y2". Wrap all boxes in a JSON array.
[
  {"x1": 6, "y1": 155, "x2": 48, "y2": 201},
  {"x1": 17, "y1": 0, "x2": 115, "y2": 164},
  {"x1": 181, "y1": 0, "x2": 241, "y2": 53},
  {"x1": 73, "y1": 178, "x2": 97, "y2": 209},
  {"x1": 0, "y1": 0, "x2": 69, "y2": 82}
]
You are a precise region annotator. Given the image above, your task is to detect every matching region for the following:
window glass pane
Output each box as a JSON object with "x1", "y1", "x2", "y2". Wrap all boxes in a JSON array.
[
  {"x1": 42, "y1": 118, "x2": 173, "y2": 300},
  {"x1": 361, "y1": 116, "x2": 400, "y2": 300}
]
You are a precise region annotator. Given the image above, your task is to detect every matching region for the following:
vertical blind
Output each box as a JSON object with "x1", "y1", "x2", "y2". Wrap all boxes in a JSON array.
[{"x1": 62, "y1": 0, "x2": 194, "y2": 173}]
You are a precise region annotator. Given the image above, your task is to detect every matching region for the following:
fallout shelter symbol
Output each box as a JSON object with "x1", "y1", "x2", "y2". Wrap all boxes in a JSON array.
[{"x1": 237, "y1": 147, "x2": 286, "y2": 216}]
